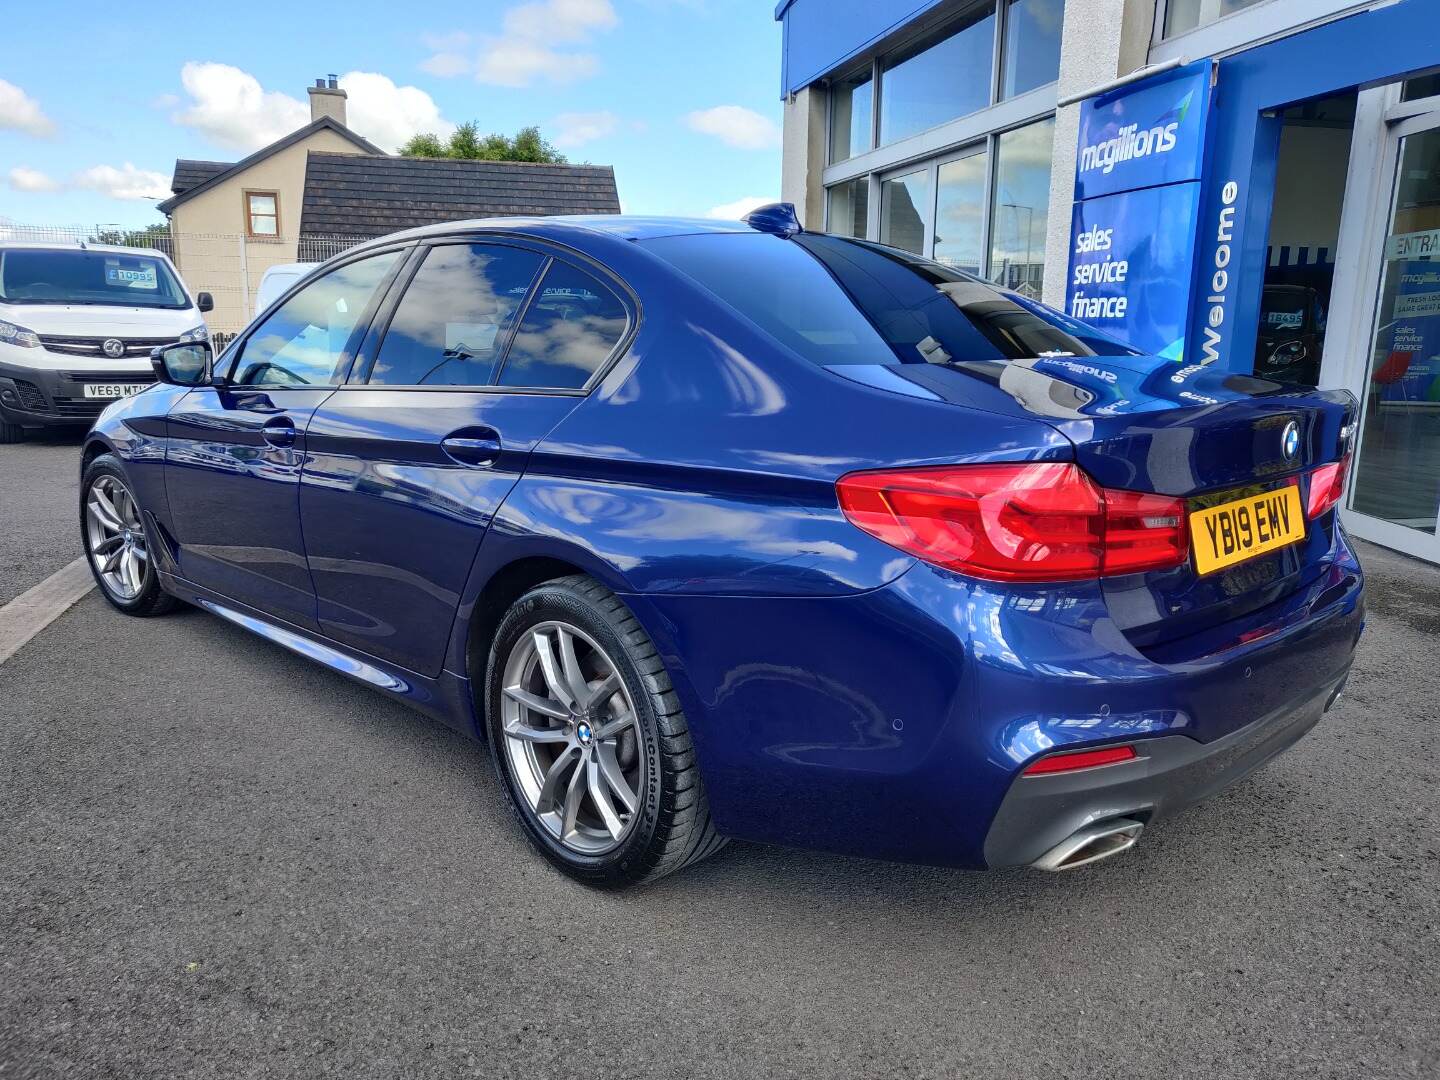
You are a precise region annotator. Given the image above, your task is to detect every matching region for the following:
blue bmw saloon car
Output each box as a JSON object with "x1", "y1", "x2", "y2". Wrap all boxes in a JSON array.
[{"x1": 79, "y1": 206, "x2": 1364, "y2": 887}]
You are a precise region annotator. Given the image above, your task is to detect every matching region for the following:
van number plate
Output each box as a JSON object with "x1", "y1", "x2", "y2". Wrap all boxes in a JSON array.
[
  {"x1": 1190, "y1": 485, "x2": 1306, "y2": 575},
  {"x1": 82, "y1": 383, "x2": 147, "y2": 399}
]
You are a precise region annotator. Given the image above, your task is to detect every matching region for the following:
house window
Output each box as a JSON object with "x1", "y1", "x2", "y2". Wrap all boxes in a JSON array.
[{"x1": 245, "y1": 191, "x2": 280, "y2": 238}]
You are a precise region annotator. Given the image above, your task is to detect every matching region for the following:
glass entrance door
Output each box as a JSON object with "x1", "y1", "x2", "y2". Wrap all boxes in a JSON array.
[{"x1": 1347, "y1": 111, "x2": 1440, "y2": 555}]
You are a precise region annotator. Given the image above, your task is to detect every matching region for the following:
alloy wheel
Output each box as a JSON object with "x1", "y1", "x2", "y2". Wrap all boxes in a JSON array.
[
  {"x1": 500, "y1": 620, "x2": 643, "y2": 855},
  {"x1": 84, "y1": 474, "x2": 148, "y2": 601}
]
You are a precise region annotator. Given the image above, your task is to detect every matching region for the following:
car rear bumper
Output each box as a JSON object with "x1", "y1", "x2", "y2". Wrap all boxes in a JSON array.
[
  {"x1": 631, "y1": 525, "x2": 1365, "y2": 870},
  {"x1": 982, "y1": 669, "x2": 1347, "y2": 868}
]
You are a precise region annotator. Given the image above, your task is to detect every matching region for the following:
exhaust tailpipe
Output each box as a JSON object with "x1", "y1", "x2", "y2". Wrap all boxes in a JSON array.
[{"x1": 1032, "y1": 817, "x2": 1144, "y2": 872}]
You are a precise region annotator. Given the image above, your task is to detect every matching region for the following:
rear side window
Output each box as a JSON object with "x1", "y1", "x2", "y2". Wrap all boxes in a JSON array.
[
  {"x1": 369, "y1": 243, "x2": 545, "y2": 386},
  {"x1": 497, "y1": 262, "x2": 629, "y2": 390},
  {"x1": 643, "y1": 232, "x2": 1136, "y2": 367}
]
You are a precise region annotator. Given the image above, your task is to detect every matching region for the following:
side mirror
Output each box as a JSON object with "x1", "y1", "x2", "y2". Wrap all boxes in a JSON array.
[
  {"x1": 196, "y1": 291, "x2": 214, "y2": 313},
  {"x1": 151, "y1": 341, "x2": 212, "y2": 386}
]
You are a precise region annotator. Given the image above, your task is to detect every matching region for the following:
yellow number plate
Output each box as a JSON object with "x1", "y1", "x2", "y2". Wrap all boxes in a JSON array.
[{"x1": 1190, "y1": 485, "x2": 1306, "y2": 575}]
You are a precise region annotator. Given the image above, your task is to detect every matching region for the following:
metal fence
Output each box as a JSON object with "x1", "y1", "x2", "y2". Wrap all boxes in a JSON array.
[{"x1": 0, "y1": 221, "x2": 366, "y2": 341}]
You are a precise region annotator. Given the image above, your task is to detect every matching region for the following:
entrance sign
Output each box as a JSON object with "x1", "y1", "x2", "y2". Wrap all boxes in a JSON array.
[
  {"x1": 1066, "y1": 61, "x2": 1214, "y2": 360},
  {"x1": 1074, "y1": 62, "x2": 1212, "y2": 201}
]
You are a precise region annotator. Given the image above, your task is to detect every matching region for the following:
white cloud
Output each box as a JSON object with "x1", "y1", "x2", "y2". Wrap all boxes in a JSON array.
[
  {"x1": 72, "y1": 163, "x2": 171, "y2": 201},
  {"x1": 503, "y1": 0, "x2": 617, "y2": 42},
  {"x1": 420, "y1": 51, "x2": 472, "y2": 78},
  {"x1": 475, "y1": 42, "x2": 600, "y2": 87},
  {"x1": 170, "y1": 62, "x2": 453, "y2": 153},
  {"x1": 8, "y1": 166, "x2": 60, "y2": 193},
  {"x1": 553, "y1": 110, "x2": 619, "y2": 148},
  {"x1": 706, "y1": 195, "x2": 775, "y2": 220},
  {"x1": 424, "y1": 0, "x2": 617, "y2": 88},
  {"x1": 173, "y1": 62, "x2": 308, "y2": 151},
  {"x1": 7, "y1": 163, "x2": 170, "y2": 201},
  {"x1": 339, "y1": 72, "x2": 456, "y2": 151},
  {"x1": 0, "y1": 79, "x2": 56, "y2": 138},
  {"x1": 685, "y1": 105, "x2": 780, "y2": 150}
]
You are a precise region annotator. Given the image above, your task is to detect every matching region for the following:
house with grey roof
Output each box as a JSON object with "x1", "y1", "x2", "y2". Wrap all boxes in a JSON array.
[{"x1": 157, "y1": 75, "x2": 620, "y2": 334}]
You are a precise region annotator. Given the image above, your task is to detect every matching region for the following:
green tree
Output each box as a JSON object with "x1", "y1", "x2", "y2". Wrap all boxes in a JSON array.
[{"x1": 400, "y1": 123, "x2": 567, "y2": 164}]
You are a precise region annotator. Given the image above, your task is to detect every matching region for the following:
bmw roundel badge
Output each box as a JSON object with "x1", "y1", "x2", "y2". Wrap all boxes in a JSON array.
[{"x1": 1282, "y1": 420, "x2": 1300, "y2": 461}]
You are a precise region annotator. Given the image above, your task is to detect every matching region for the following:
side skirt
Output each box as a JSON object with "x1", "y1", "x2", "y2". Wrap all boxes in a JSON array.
[{"x1": 157, "y1": 570, "x2": 481, "y2": 740}]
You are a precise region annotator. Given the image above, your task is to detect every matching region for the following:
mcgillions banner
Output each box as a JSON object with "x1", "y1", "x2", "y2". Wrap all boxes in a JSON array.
[{"x1": 1065, "y1": 61, "x2": 1214, "y2": 361}]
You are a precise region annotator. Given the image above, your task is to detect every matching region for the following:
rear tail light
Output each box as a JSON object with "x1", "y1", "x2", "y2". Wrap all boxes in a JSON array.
[
  {"x1": 1306, "y1": 456, "x2": 1350, "y2": 519},
  {"x1": 836, "y1": 462, "x2": 1188, "y2": 582},
  {"x1": 1022, "y1": 744, "x2": 1138, "y2": 776}
]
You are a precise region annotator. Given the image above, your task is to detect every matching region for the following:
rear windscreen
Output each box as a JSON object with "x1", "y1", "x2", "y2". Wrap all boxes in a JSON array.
[
  {"x1": 0, "y1": 248, "x2": 189, "y2": 309},
  {"x1": 644, "y1": 231, "x2": 1138, "y2": 366}
]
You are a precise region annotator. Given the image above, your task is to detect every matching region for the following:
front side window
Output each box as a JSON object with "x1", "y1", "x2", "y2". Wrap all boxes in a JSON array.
[
  {"x1": 0, "y1": 248, "x2": 189, "y2": 309},
  {"x1": 497, "y1": 262, "x2": 629, "y2": 390},
  {"x1": 368, "y1": 243, "x2": 545, "y2": 386},
  {"x1": 246, "y1": 191, "x2": 279, "y2": 238},
  {"x1": 880, "y1": 5, "x2": 997, "y2": 145},
  {"x1": 231, "y1": 250, "x2": 400, "y2": 387}
]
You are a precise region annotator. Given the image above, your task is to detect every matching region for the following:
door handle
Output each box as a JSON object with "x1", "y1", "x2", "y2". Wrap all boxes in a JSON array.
[
  {"x1": 261, "y1": 417, "x2": 297, "y2": 447},
  {"x1": 441, "y1": 428, "x2": 502, "y2": 467}
]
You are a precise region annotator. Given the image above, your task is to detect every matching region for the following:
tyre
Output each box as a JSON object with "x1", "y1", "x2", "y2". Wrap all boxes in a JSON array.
[
  {"x1": 485, "y1": 575, "x2": 726, "y2": 887},
  {"x1": 0, "y1": 419, "x2": 23, "y2": 444},
  {"x1": 80, "y1": 454, "x2": 178, "y2": 617}
]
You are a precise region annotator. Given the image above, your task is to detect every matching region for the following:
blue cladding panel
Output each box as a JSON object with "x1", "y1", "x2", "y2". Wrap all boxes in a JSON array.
[
  {"x1": 1192, "y1": 0, "x2": 1440, "y2": 372},
  {"x1": 777, "y1": 0, "x2": 947, "y2": 96}
]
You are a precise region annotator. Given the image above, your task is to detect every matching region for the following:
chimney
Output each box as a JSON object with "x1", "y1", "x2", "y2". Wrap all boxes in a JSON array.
[{"x1": 308, "y1": 74, "x2": 347, "y2": 126}]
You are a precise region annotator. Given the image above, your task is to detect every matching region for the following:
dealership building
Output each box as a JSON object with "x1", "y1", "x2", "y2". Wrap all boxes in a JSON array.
[{"x1": 774, "y1": 0, "x2": 1440, "y2": 564}]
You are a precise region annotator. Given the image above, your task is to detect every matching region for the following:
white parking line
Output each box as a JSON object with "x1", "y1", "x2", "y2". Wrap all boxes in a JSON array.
[{"x1": 0, "y1": 557, "x2": 95, "y2": 665}]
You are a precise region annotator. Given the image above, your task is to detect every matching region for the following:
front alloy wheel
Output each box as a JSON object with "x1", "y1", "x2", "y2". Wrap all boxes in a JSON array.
[
  {"x1": 79, "y1": 453, "x2": 177, "y2": 617},
  {"x1": 84, "y1": 474, "x2": 149, "y2": 601}
]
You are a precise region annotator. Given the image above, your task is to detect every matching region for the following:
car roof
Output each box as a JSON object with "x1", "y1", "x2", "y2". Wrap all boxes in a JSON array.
[{"x1": 341, "y1": 214, "x2": 757, "y2": 256}]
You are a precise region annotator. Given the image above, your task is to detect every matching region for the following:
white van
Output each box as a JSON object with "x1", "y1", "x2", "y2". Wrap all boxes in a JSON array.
[
  {"x1": 0, "y1": 241, "x2": 211, "y2": 442},
  {"x1": 255, "y1": 262, "x2": 317, "y2": 316}
]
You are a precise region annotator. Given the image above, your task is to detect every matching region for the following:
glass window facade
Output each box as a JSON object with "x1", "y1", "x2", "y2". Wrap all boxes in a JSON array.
[
  {"x1": 826, "y1": 178, "x2": 869, "y2": 238},
  {"x1": 827, "y1": 116, "x2": 1057, "y2": 296},
  {"x1": 988, "y1": 118, "x2": 1055, "y2": 297},
  {"x1": 823, "y1": 2, "x2": 1062, "y2": 292},
  {"x1": 880, "y1": 170, "x2": 930, "y2": 255},
  {"x1": 829, "y1": 69, "x2": 873, "y2": 162},
  {"x1": 1161, "y1": 0, "x2": 1267, "y2": 38},
  {"x1": 879, "y1": 6, "x2": 997, "y2": 145},
  {"x1": 933, "y1": 151, "x2": 988, "y2": 274},
  {"x1": 1001, "y1": 0, "x2": 1065, "y2": 100}
]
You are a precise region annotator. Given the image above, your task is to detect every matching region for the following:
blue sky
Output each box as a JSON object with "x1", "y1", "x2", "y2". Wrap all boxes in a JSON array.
[{"x1": 0, "y1": 0, "x2": 782, "y2": 229}]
